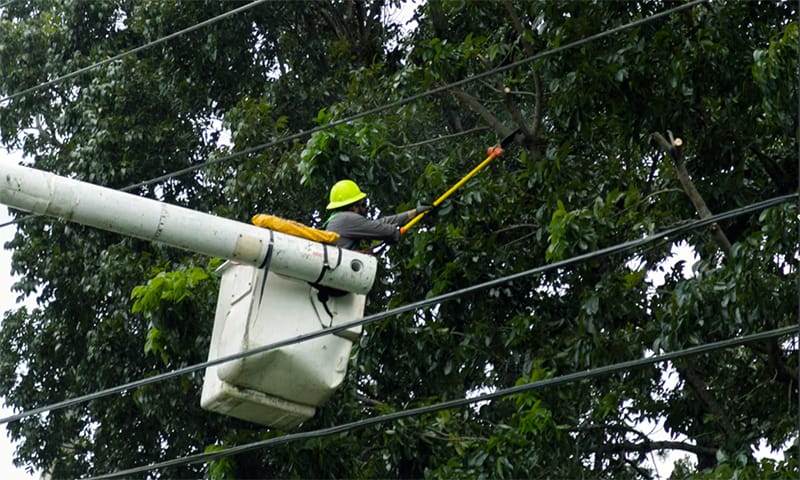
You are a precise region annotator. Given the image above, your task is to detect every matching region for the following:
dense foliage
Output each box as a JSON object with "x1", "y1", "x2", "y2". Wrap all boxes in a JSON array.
[{"x1": 0, "y1": 0, "x2": 797, "y2": 478}]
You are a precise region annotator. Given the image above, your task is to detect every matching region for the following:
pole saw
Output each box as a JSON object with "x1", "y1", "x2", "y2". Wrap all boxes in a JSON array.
[
  {"x1": 369, "y1": 128, "x2": 521, "y2": 255},
  {"x1": 400, "y1": 128, "x2": 521, "y2": 236}
]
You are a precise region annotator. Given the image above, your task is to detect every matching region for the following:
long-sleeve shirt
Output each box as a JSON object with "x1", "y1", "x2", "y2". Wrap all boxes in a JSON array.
[{"x1": 325, "y1": 211, "x2": 411, "y2": 250}]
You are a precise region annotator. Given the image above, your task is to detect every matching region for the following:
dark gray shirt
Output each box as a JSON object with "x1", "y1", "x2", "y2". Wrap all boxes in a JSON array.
[{"x1": 325, "y1": 211, "x2": 410, "y2": 250}]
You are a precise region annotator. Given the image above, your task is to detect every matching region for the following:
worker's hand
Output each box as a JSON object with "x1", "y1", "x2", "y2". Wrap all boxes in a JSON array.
[{"x1": 415, "y1": 203, "x2": 433, "y2": 215}]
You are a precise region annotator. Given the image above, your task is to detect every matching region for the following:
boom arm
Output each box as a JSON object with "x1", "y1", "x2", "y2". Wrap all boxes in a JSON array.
[{"x1": 0, "y1": 163, "x2": 376, "y2": 294}]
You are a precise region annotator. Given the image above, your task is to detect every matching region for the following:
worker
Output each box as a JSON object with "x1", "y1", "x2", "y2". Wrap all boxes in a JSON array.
[{"x1": 323, "y1": 179, "x2": 430, "y2": 250}]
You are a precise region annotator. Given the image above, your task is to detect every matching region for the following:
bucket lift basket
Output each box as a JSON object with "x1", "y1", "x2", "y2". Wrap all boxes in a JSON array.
[{"x1": 201, "y1": 255, "x2": 371, "y2": 429}]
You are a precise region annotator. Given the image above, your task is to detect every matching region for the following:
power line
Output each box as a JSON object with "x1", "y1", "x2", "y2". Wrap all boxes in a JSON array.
[
  {"x1": 1, "y1": 192, "x2": 793, "y2": 427},
  {"x1": 0, "y1": 0, "x2": 705, "y2": 108},
  {"x1": 87, "y1": 324, "x2": 800, "y2": 479},
  {"x1": 0, "y1": 0, "x2": 708, "y2": 229},
  {"x1": 0, "y1": 0, "x2": 269, "y2": 106},
  {"x1": 106, "y1": 0, "x2": 707, "y2": 184}
]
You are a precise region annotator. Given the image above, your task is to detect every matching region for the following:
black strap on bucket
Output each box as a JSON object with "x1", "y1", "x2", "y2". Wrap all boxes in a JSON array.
[
  {"x1": 310, "y1": 244, "x2": 347, "y2": 319},
  {"x1": 256, "y1": 229, "x2": 275, "y2": 311}
]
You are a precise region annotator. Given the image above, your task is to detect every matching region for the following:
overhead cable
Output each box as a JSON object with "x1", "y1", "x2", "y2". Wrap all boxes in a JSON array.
[
  {"x1": 87, "y1": 324, "x2": 800, "y2": 479},
  {"x1": 0, "y1": 0, "x2": 269, "y2": 106},
  {"x1": 0, "y1": 0, "x2": 708, "y2": 229},
  {"x1": 0, "y1": 0, "x2": 704, "y2": 107},
  {"x1": 91, "y1": 0, "x2": 708, "y2": 186},
  {"x1": 0, "y1": 192, "x2": 794, "y2": 427}
]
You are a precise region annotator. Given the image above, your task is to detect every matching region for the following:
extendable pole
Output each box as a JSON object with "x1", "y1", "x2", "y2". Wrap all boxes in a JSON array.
[
  {"x1": 400, "y1": 146, "x2": 505, "y2": 234},
  {"x1": 400, "y1": 129, "x2": 520, "y2": 235}
]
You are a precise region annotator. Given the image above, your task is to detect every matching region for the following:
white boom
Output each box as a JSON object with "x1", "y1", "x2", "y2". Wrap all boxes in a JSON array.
[{"x1": 0, "y1": 162, "x2": 376, "y2": 294}]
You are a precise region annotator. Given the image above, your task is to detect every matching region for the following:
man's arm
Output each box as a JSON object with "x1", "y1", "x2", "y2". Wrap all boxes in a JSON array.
[
  {"x1": 328, "y1": 212, "x2": 401, "y2": 243},
  {"x1": 379, "y1": 207, "x2": 428, "y2": 227}
]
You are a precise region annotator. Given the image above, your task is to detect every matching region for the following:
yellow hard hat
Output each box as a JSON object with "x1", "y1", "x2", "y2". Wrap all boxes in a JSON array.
[{"x1": 326, "y1": 179, "x2": 367, "y2": 210}]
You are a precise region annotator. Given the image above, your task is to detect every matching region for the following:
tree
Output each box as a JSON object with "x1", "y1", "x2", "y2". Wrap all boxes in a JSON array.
[{"x1": 0, "y1": 0, "x2": 797, "y2": 478}]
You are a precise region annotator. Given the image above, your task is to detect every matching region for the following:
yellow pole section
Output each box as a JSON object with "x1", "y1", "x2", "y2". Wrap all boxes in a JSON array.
[{"x1": 400, "y1": 146, "x2": 503, "y2": 234}]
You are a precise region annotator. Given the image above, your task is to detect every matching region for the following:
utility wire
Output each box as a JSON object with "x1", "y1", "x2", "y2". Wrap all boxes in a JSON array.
[
  {"x1": 103, "y1": 0, "x2": 707, "y2": 183},
  {"x1": 0, "y1": 0, "x2": 269, "y2": 106},
  {"x1": 0, "y1": 0, "x2": 708, "y2": 229},
  {"x1": 87, "y1": 324, "x2": 800, "y2": 480},
  {"x1": 0, "y1": 192, "x2": 794, "y2": 427},
  {"x1": 0, "y1": 0, "x2": 266, "y2": 229},
  {"x1": 0, "y1": 0, "x2": 704, "y2": 107}
]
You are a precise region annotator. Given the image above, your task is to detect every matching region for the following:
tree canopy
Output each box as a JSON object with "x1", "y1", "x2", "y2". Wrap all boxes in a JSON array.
[{"x1": 0, "y1": 0, "x2": 797, "y2": 478}]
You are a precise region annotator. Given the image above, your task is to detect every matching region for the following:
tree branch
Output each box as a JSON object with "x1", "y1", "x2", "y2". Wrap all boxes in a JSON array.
[
  {"x1": 355, "y1": 393, "x2": 382, "y2": 407},
  {"x1": 652, "y1": 132, "x2": 733, "y2": 258},
  {"x1": 748, "y1": 144, "x2": 793, "y2": 194},
  {"x1": 492, "y1": 223, "x2": 539, "y2": 248},
  {"x1": 384, "y1": 126, "x2": 490, "y2": 149},
  {"x1": 493, "y1": 223, "x2": 539, "y2": 235},
  {"x1": 416, "y1": 428, "x2": 488, "y2": 443},
  {"x1": 677, "y1": 364, "x2": 737, "y2": 438},
  {"x1": 451, "y1": 87, "x2": 513, "y2": 139},
  {"x1": 570, "y1": 423, "x2": 719, "y2": 457},
  {"x1": 500, "y1": 0, "x2": 543, "y2": 141}
]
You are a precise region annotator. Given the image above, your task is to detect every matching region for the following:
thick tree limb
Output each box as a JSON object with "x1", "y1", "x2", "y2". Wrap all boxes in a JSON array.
[
  {"x1": 500, "y1": 0, "x2": 543, "y2": 139},
  {"x1": 451, "y1": 1, "x2": 542, "y2": 148},
  {"x1": 317, "y1": 0, "x2": 385, "y2": 66},
  {"x1": 749, "y1": 144, "x2": 794, "y2": 194},
  {"x1": 652, "y1": 132, "x2": 733, "y2": 258},
  {"x1": 503, "y1": 87, "x2": 532, "y2": 139},
  {"x1": 677, "y1": 364, "x2": 737, "y2": 438},
  {"x1": 475, "y1": 52, "x2": 533, "y2": 141},
  {"x1": 501, "y1": 0, "x2": 526, "y2": 42},
  {"x1": 451, "y1": 87, "x2": 514, "y2": 139},
  {"x1": 601, "y1": 439, "x2": 718, "y2": 458},
  {"x1": 757, "y1": 338, "x2": 799, "y2": 385}
]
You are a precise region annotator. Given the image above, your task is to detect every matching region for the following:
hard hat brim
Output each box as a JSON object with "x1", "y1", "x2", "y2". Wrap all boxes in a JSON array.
[{"x1": 326, "y1": 191, "x2": 367, "y2": 210}]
